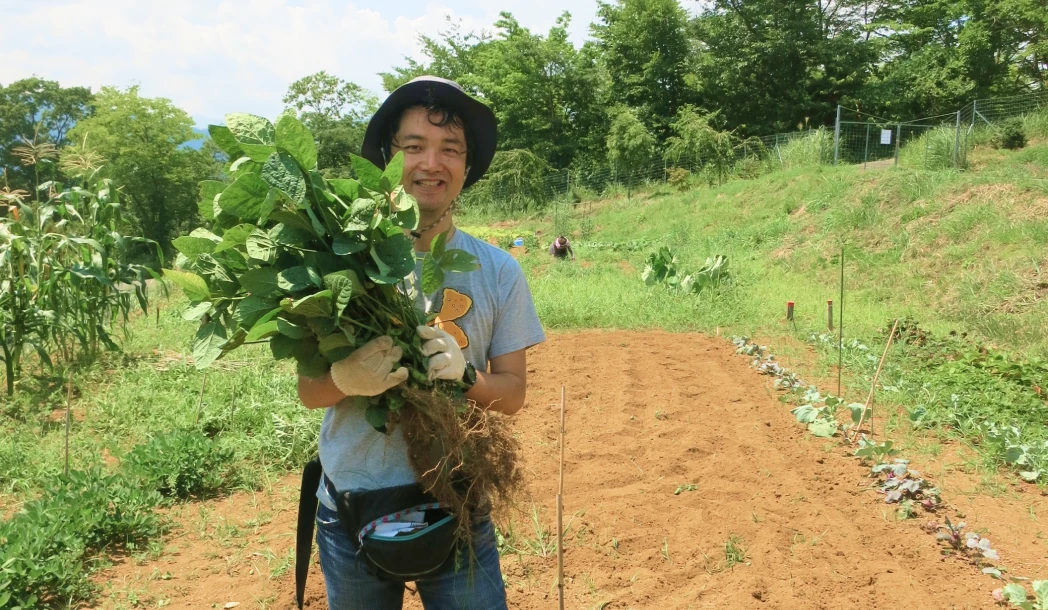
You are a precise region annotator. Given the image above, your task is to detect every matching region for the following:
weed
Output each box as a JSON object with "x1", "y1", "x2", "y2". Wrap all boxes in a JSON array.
[
  {"x1": 674, "y1": 483, "x2": 697, "y2": 495},
  {"x1": 724, "y1": 535, "x2": 747, "y2": 568}
]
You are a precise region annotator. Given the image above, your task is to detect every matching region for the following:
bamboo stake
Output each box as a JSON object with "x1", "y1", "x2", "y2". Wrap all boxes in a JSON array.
[
  {"x1": 557, "y1": 385, "x2": 566, "y2": 610},
  {"x1": 195, "y1": 374, "x2": 207, "y2": 425},
  {"x1": 850, "y1": 319, "x2": 900, "y2": 443},
  {"x1": 64, "y1": 375, "x2": 72, "y2": 477}
]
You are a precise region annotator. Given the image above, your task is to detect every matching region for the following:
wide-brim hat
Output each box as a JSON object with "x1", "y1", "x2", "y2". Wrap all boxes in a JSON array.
[{"x1": 361, "y1": 76, "x2": 497, "y2": 189}]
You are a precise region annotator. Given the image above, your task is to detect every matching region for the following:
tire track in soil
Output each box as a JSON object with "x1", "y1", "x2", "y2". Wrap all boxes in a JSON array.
[{"x1": 92, "y1": 331, "x2": 996, "y2": 609}]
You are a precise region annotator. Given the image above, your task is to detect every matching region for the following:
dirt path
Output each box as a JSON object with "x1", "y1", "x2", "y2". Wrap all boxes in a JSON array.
[{"x1": 94, "y1": 331, "x2": 1011, "y2": 609}]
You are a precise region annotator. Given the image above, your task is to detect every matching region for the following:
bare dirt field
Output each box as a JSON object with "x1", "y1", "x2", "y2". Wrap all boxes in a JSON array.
[{"x1": 94, "y1": 331, "x2": 1048, "y2": 609}]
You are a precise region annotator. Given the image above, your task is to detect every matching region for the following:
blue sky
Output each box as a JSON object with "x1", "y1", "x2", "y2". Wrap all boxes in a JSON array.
[{"x1": 1, "y1": 0, "x2": 610, "y2": 129}]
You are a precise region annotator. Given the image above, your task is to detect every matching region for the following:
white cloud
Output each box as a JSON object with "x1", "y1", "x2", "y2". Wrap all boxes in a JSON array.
[{"x1": 0, "y1": 0, "x2": 605, "y2": 127}]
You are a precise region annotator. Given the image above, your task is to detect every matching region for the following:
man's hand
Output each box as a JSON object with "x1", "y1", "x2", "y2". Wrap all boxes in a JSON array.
[
  {"x1": 417, "y1": 325, "x2": 466, "y2": 381},
  {"x1": 328, "y1": 335, "x2": 409, "y2": 397}
]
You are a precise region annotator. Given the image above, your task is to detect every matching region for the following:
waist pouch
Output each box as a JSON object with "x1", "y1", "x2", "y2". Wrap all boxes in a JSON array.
[{"x1": 328, "y1": 478, "x2": 460, "y2": 581}]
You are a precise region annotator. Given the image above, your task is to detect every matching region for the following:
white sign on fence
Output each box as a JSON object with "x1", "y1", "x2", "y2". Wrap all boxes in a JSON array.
[{"x1": 880, "y1": 129, "x2": 893, "y2": 145}]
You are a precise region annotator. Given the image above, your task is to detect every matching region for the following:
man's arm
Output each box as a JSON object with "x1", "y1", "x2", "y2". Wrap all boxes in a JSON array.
[
  {"x1": 465, "y1": 348, "x2": 527, "y2": 415},
  {"x1": 298, "y1": 373, "x2": 346, "y2": 409}
]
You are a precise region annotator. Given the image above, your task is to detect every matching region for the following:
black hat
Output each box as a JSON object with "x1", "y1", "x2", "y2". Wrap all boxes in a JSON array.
[{"x1": 361, "y1": 76, "x2": 497, "y2": 189}]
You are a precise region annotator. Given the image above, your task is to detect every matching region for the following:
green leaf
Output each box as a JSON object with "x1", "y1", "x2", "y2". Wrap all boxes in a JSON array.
[
  {"x1": 371, "y1": 233, "x2": 415, "y2": 279},
  {"x1": 270, "y1": 334, "x2": 297, "y2": 360},
  {"x1": 277, "y1": 266, "x2": 313, "y2": 292},
  {"x1": 282, "y1": 291, "x2": 333, "y2": 318},
  {"x1": 365, "y1": 404, "x2": 389, "y2": 431},
  {"x1": 333, "y1": 232, "x2": 368, "y2": 255},
  {"x1": 164, "y1": 269, "x2": 210, "y2": 302},
  {"x1": 430, "y1": 231, "x2": 448, "y2": 261},
  {"x1": 198, "y1": 180, "x2": 227, "y2": 221},
  {"x1": 182, "y1": 302, "x2": 212, "y2": 322},
  {"x1": 235, "y1": 296, "x2": 278, "y2": 328},
  {"x1": 808, "y1": 419, "x2": 838, "y2": 438},
  {"x1": 246, "y1": 230, "x2": 278, "y2": 263},
  {"x1": 262, "y1": 151, "x2": 307, "y2": 204},
  {"x1": 1032, "y1": 580, "x2": 1048, "y2": 604},
  {"x1": 225, "y1": 112, "x2": 275, "y2": 145},
  {"x1": 297, "y1": 352, "x2": 329, "y2": 377},
  {"x1": 269, "y1": 209, "x2": 317, "y2": 235},
  {"x1": 849, "y1": 403, "x2": 867, "y2": 425},
  {"x1": 208, "y1": 125, "x2": 245, "y2": 158},
  {"x1": 790, "y1": 404, "x2": 819, "y2": 424},
  {"x1": 422, "y1": 255, "x2": 445, "y2": 295},
  {"x1": 275, "y1": 113, "x2": 318, "y2": 170},
  {"x1": 246, "y1": 320, "x2": 280, "y2": 341},
  {"x1": 308, "y1": 316, "x2": 338, "y2": 338},
  {"x1": 1004, "y1": 584, "x2": 1029, "y2": 604},
  {"x1": 193, "y1": 321, "x2": 227, "y2": 370},
  {"x1": 329, "y1": 179, "x2": 361, "y2": 202},
  {"x1": 380, "y1": 152, "x2": 405, "y2": 191},
  {"x1": 239, "y1": 267, "x2": 281, "y2": 297},
  {"x1": 1020, "y1": 471, "x2": 1041, "y2": 482},
  {"x1": 389, "y1": 185, "x2": 415, "y2": 212},
  {"x1": 277, "y1": 317, "x2": 311, "y2": 339},
  {"x1": 390, "y1": 199, "x2": 419, "y2": 231},
  {"x1": 319, "y1": 332, "x2": 352, "y2": 357},
  {"x1": 214, "y1": 224, "x2": 255, "y2": 253},
  {"x1": 218, "y1": 173, "x2": 272, "y2": 222},
  {"x1": 351, "y1": 154, "x2": 383, "y2": 189},
  {"x1": 439, "y1": 249, "x2": 480, "y2": 273},
  {"x1": 172, "y1": 236, "x2": 217, "y2": 258}
]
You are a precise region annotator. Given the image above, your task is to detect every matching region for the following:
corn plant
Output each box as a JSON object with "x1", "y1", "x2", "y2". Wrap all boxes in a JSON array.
[{"x1": 0, "y1": 171, "x2": 160, "y2": 395}]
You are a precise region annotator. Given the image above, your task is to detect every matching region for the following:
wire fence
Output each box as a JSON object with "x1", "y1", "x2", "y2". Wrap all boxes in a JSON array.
[{"x1": 463, "y1": 88, "x2": 1048, "y2": 214}]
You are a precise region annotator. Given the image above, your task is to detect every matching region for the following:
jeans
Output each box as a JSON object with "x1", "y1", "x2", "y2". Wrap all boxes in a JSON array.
[{"x1": 315, "y1": 502, "x2": 508, "y2": 610}]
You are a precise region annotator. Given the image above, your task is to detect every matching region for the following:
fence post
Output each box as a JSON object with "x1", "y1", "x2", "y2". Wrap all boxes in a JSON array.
[
  {"x1": 894, "y1": 123, "x2": 901, "y2": 167},
  {"x1": 953, "y1": 110, "x2": 962, "y2": 169},
  {"x1": 833, "y1": 105, "x2": 842, "y2": 166},
  {"x1": 863, "y1": 121, "x2": 871, "y2": 169}
]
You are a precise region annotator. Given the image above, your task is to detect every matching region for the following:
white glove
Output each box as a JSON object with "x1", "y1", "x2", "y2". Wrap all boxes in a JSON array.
[
  {"x1": 417, "y1": 325, "x2": 466, "y2": 382},
  {"x1": 329, "y1": 336, "x2": 409, "y2": 397}
]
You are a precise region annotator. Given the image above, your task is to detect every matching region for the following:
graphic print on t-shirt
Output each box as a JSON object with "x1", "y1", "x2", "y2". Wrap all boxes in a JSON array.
[{"x1": 432, "y1": 288, "x2": 472, "y2": 349}]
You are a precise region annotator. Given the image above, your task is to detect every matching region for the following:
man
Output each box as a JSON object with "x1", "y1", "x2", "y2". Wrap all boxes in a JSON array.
[
  {"x1": 296, "y1": 76, "x2": 545, "y2": 609},
  {"x1": 549, "y1": 235, "x2": 575, "y2": 261}
]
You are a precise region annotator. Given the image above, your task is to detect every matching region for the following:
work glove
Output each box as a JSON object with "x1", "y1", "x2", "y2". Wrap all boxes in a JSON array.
[
  {"x1": 417, "y1": 325, "x2": 466, "y2": 382},
  {"x1": 329, "y1": 336, "x2": 409, "y2": 397}
]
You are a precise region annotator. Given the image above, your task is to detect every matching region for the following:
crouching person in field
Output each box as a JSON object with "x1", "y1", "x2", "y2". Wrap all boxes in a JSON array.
[
  {"x1": 549, "y1": 235, "x2": 574, "y2": 261},
  {"x1": 294, "y1": 76, "x2": 545, "y2": 610}
]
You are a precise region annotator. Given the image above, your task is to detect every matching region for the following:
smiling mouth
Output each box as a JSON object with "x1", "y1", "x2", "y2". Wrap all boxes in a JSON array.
[{"x1": 414, "y1": 179, "x2": 446, "y2": 188}]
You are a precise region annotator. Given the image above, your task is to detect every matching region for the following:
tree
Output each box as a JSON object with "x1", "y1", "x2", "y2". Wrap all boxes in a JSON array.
[
  {"x1": 664, "y1": 106, "x2": 737, "y2": 185},
  {"x1": 283, "y1": 72, "x2": 378, "y2": 178},
  {"x1": 67, "y1": 86, "x2": 215, "y2": 256},
  {"x1": 470, "y1": 12, "x2": 609, "y2": 168},
  {"x1": 690, "y1": 1, "x2": 875, "y2": 134},
  {"x1": 0, "y1": 78, "x2": 93, "y2": 191},
  {"x1": 606, "y1": 106, "x2": 656, "y2": 199},
  {"x1": 592, "y1": 0, "x2": 694, "y2": 141},
  {"x1": 378, "y1": 16, "x2": 490, "y2": 93}
]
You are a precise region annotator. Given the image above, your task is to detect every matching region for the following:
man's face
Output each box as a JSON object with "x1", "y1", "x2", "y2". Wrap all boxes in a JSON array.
[{"x1": 389, "y1": 106, "x2": 468, "y2": 215}]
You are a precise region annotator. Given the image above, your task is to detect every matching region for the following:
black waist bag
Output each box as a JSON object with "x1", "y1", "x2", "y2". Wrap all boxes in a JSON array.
[
  {"x1": 294, "y1": 458, "x2": 460, "y2": 609},
  {"x1": 330, "y1": 480, "x2": 460, "y2": 581}
]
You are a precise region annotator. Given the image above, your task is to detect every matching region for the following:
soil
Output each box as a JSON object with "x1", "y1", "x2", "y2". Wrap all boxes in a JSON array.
[{"x1": 91, "y1": 330, "x2": 1047, "y2": 610}]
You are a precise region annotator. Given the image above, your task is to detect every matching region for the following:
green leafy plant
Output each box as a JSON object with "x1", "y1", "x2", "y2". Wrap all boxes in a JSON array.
[
  {"x1": 0, "y1": 468, "x2": 163, "y2": 609},
  {"x1": 642, "y1": 247, "x2": 729, "y2": 295},
  {"x1": 124, "y1": 429, "x2": 235, "y2": 499},
  {"x1": 998, "y1": 581, "x2": 1048, "y2": 609},
  {"x1": 0, "y1": 172, "x2": 159, "y2": 395},
  {"x1": 992, "y1": 118, "x2": 1027, "y2": 150},
  {"x1": 167, "y1": 112, "x2": 522, "y2": 534}
]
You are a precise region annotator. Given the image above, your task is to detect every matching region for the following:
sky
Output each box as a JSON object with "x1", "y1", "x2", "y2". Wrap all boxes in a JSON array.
[{"x1": 1, "y1": 0, "x2": 609, "y2": 129}]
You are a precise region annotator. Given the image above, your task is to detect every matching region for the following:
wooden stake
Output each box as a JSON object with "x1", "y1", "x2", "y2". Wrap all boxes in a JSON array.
[
  {"x1": 851, "y1": 319, "x2": 900, "y2": 443},
  {"x1": 557, "y1": 385, "x2": 566, "y2": 610},
  {"x1": 195, "y1": 374, "x2": 207, "y2": 425},
  {"x1": 64, "y1": 376, "x2": 72, "y2": 477}
]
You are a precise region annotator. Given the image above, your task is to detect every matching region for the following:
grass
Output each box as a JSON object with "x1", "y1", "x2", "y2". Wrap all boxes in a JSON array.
[{"x1": 458, "y1": 136, "x2": 1048, "y2": 478}]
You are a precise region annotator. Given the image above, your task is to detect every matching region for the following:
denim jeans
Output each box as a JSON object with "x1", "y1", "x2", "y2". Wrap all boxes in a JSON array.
[{"x1": 315, "y1": 502, "x2": 508, "y2": 610}]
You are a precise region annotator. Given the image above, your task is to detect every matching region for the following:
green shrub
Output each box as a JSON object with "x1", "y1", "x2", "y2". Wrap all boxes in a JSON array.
[
  {"x1": 992, "y1": 118, "x2": 1027, "y2": 150},
  {"x1": 666, "y1": 167, "x2": 691, "y2": 191},
  {"x1": 1023, "y1": 110, "x2": 1048, "y2": 141},
  {"x1": 0, "y1": 468, "x2": 163, "y2": 608},
  {"x1": 124, "y1": 429, "x2": 235, "y2": 498},
  {"x1": 734, "y1": 157, "x2": 764, "y2": 180}
]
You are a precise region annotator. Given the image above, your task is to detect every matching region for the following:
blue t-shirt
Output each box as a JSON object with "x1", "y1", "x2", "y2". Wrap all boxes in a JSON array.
[{"x1": 317, "y1": 228, "x2": 545, "y2": 508}]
